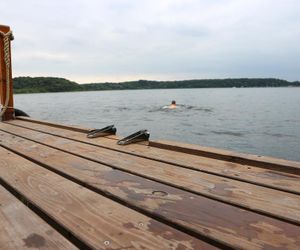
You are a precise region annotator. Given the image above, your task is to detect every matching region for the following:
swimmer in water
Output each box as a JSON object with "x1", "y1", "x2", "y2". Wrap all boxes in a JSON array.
[{"x1": 169, "y1": 100, "x2": 177, "y2": 109}]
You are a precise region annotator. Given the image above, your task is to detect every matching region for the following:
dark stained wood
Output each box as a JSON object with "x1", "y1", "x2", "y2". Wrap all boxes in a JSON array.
[
  {"x1": 10, "y1": 119, "x2": 300, "y2": 195},
  {"x1": 1, "y1": 131, "x2": 299, "y2": 249},
  {"x1": 0, "y1": 147, "x2": 213, "y2": 250},
  {"x1": 1, "y1": 122, "x2": 300, "y2": 225},
  {"x1": 0, "y1": 185, "x2": 77, "y2": 249},
  {"x1": 0, "y1": 25, "x2": 14, "y2": 121}
]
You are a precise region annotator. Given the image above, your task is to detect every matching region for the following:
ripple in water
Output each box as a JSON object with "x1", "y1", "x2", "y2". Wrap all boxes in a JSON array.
[
  {"x1": 116, "y1": 107, "x2": 130, "y2": 111},
  {"x1": 211, "y1": 130, "x2": 245, "y2": 137},
  {"x1": 263, "y1": 132, "x2": 293, "y2": 138}
]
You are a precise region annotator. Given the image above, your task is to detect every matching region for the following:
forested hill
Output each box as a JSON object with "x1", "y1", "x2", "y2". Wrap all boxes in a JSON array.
[
  {"x1": 13, "y1": 77, "x2": 300, "y2": 94},
  {"x1": 13, "y1": 77, "x2": 81, "y2": 93}
]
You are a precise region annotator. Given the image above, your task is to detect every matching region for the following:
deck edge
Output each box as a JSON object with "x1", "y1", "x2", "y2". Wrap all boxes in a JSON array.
[
  {"x1": 150, "y1": 140, "x2": 300, "y2": 173},
  {"x1": 15, "y1": 116, "x2": 300, "y2": 173}
]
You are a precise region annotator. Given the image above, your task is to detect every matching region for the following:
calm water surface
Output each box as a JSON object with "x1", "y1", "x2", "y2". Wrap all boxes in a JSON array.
[{"x1": 15, "y1": 88, "x2": 300, "y2": 161}]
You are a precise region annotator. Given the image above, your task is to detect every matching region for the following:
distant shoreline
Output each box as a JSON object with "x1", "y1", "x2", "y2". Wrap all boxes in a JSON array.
[
  {"x1": 14, "y1": 85, "x2": 300, "y2": 95},
  {"x1": 13, "y1": 76, "x2": 300, "y2": 94}
]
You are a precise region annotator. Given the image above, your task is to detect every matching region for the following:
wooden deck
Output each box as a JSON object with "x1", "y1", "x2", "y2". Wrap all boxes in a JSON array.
[{"x1": 0, "y1": 117, "x2": 299, "y2": 249}]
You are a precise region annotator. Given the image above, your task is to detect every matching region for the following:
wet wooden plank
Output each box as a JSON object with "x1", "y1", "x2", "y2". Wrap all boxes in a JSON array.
[
  {"x1": 1, "y1": 123, "x2": 300, "y2": 225},
  {"x1": 0, "y1": 131, "x2": 299, "y2": 249},
  {"x1": 9, "y1": 119, "x2": 300, "y2": 195},
  {"x1": 0, "y1": 185, "x2": 77, "y2": 249},
  {"x1": 0, "y1": 147, "x2": 213, "y2": 250}
]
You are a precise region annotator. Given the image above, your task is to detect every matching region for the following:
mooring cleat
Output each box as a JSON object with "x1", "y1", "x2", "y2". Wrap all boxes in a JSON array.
[
  {"x1": 117, "y1": 130, "x2": 150, "y2": 145},
  {"x1": 87, "y1": 125, "x2": 116, "y2": 138}
]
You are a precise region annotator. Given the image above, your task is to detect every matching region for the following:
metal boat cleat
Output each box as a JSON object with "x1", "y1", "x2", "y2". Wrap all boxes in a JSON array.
[
  {"x1": 87, "y1": 125, "x2": 116, "y2": 138},
  {"x1": 117, "y1": 130, "x2": 150, "y2": 145}
]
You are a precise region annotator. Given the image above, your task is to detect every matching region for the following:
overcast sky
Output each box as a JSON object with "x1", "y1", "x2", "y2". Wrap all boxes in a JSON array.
[{"x1": 1, "y1": 0, "x2": 300, "y2": 83}]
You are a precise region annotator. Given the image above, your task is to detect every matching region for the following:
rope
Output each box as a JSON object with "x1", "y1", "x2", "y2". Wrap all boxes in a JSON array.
[{"x1": 0, "y1": 30, "x2": 13, "y2": 118}]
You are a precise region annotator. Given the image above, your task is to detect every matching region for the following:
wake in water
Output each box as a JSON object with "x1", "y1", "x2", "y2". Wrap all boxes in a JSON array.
[{"x1": 149, "y1": 104, "x2": 213, "y2": 113}]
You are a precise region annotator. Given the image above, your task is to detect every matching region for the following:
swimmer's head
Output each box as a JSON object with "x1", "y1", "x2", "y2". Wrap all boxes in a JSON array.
[{"x1": 171, "y1": 100, "x2": 176, "y2": 105}]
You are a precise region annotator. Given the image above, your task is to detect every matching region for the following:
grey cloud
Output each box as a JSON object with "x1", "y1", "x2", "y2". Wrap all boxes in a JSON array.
[{"x1": 1, "y1": 0, "x2": 300, "y2": 82}]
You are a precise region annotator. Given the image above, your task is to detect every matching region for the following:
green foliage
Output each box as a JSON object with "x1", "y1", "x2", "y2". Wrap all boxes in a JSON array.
[
  {"x1": 13, "y1": 77, "x2": 83, "y2": 94},
  {"x1": 13, "y1": 76, "x2": 300, "y2": 94}
]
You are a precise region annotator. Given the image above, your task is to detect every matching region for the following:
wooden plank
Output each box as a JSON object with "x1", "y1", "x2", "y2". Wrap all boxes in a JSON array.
[
  {"x1": 0, "y1": 131, "x2": 299, "y2": 249},
  {"x1": 0, "y1": 147, "x2": 213, "y2": 250},
  {"x1": 0, "y1": 185, "x2": 77, "y2": 249},
  {"x1": 150, "y1": 140, "x2": 300, "y2": 173},
  {"x1": 15, "y1": 116, "x2": 97, "y2": 134},
  {"x1": 16, "y1": 116, "x2": 300, "y2": 173},
  {"x1": 10, "y1": 119, "x2": 300, "y2": 195},
  {"x1": 1, "y1": 123, "x2": 300, "y2": 225}
]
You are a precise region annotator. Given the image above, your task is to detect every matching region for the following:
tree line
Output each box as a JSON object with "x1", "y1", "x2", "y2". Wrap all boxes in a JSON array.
[{"x1": 13, "y1": 76, "x2": 300, "y2": 94}]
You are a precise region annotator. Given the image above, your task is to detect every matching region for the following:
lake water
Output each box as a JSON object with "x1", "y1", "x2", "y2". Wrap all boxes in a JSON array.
[{"x1": 14, "y1": 87, "x2": 300, "y2": 162}]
